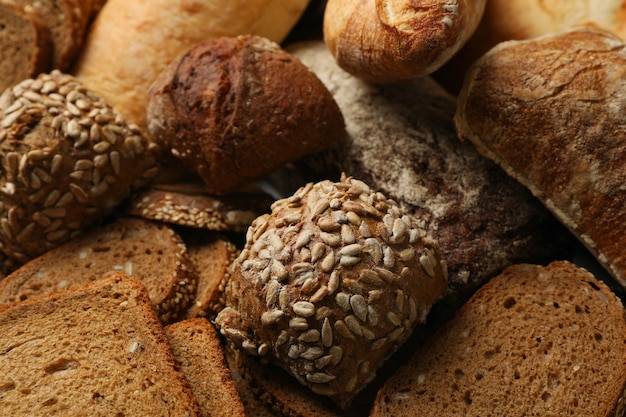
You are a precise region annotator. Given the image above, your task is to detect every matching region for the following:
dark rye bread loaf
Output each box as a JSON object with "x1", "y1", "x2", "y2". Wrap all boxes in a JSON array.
[
  {"x1": 288, "y1": 41, "x2": 568, "y2": 316},
  {"x1": 371, "y1": 261, "x2": 626, "y2": 417},
  {"x1": 165, "y1": 318, "x2": 247, "y2": 417},
  {"x1": 0, "y1": 216, "x2": 197, "y2": 324},
  {"x1": 0, "y1": 273, "x2": 201, "y2": 416},
  {"x1": 0, "y1": 3, "x2": 52, "y2": 93}
]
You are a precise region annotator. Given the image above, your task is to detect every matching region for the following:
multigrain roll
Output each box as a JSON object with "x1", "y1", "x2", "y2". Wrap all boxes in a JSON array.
[
  {"x1": 147, "y1": 35, "x2": 345, "y2": 195},
  {"x1": 0, "y1": 71, "x2": 160, "y2": 274},
  {"x1": 215, "y1": 175, "x2": 448, "y2": 409}
]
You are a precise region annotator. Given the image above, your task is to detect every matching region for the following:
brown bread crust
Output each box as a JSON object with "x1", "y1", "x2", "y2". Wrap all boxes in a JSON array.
[
  {"x1": 455, "y1": 26, "x2": 626, "y2": 289},
  {"x1": 147, "y1": 35, "x2": 345, "y2": 195}
]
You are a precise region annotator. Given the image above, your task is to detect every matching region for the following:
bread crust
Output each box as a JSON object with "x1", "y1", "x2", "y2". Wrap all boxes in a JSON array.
[
  {"x1": 455, "y1": 26, "x2": 626, "y2": 289},
  {"x1": 323, "y1": 0, "x2": 486, "y2": 83}
]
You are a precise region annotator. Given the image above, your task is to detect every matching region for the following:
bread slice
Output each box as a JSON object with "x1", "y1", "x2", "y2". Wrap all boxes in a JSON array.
[
  {"x1": 165, "y1": 318, "x2": 247, "y2": 417},
  {"x1": 180, "y1": 230, "x2": 239, "y2": 320},
  {"x1": 0, "y1": 3, "x2": 52, "y2": 93},
  {"x1": 0, "y1": 272, "x2": 201, "y2": 416},
  {"x1": 0, "y1": 216, "x2": 197, "y2": 324},
  {"x1": 371, "y1": 261, "x2": 626, "y2": 416}
]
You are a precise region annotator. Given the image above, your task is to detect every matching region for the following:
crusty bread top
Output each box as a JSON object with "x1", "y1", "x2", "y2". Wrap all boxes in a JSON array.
[
  {"x1": 0, "y1": 272, "x2": 201, "y2": 416},
  {"x1": 0, "y1": 216, "x2": 197, "y2": 324},
  {"x1": 454, "y1": 26, "x2": 626, "y2": 289},
  {"x1": 371, "y1": 261, "x2": 626, "y2": 417},
  {"x1": 165, "y1": 318, "x2": 247, "y2": 417}
]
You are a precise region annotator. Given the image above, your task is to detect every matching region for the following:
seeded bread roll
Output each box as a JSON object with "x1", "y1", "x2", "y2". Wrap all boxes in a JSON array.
[
  {"x1": 371, "y1": 261, "x2": 626, "y2": 416},
  {"x1": 0, "y1": 217, "x2": 197, "y2": 324},
  {"x1": 455, "y1": 26, "x2": 626, "y2": 289},
  {"x1": 323, "y1": 0, "x2": 487, "y2": 83},
  {"x1": 0, "y1": 71, "x2": 160, "y2": 274},
  {"x1": 0, "y1": 3, "x2": 52, "y2": 94},
  {"x1": 147, "y1": 35, "x2": 345, "y2": 195},
  {"x1": 215, "y1": 175, "x2": 448, "y2": 409},
  {"x1": 72, "y1": 0, "x2": 310, "y2": 132}
]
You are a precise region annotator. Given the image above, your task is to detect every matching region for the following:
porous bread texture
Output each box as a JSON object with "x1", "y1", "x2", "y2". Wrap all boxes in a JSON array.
[
  {"x1": 371, "y1": 261, "x2": 626, "y2": 417},
  {"x1": 0, "y1": 273, "x2": 201, "y2": 416},
  {"x1": 147, "y1": 35, "x2": 345, "y2": 195},
  {"x1": 165, "y1": 318, "x2": 247, "y2": 417},
  {"x1": 0, "y1": 216, "x2": 196, "y2": 324},
  {"x1": 215, "y1": 175, "x2": 448, "y2": 409},
  {"x1": 0, "y1": 3, "x2": 52, "y2": 94},
  {"x1": 454, "y1": 26, "x2": 626, "y2": 289},
  {"x1": 0, "y1": 71, "x2": 160, "y2": 275}
]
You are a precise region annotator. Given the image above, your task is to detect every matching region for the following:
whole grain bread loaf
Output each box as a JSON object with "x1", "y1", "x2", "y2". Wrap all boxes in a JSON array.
[
  {"x1": 0, "y1": 272, "x2": 201, "y2": 416},
  {"x1": 165, "y1": 318, "x2": 248, "y2": 417},
  {"x1": 288, "y1": 40, "x2": 569, "y2": 316},
  {"x1": 0, "y1": 216, "x2": 197, "y2": 324},
  {"x1": 370, "y1": 261, "x2": 626, "y2": 417},
  {"x1": 0, "y1": 3, "x2": 52, "y2": 93},
  {"x1": 455, "y1": 26, "x2": 626, "y2": 290}
]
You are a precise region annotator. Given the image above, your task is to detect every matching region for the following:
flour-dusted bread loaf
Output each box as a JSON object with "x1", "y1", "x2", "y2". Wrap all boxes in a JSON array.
[
  {"x1": 216, "y1": 175, "x2": 448, "y2": 409},
  {"x1": 0, "y1": 71, "x2": 160, "y2": 274},
  {"x1": 371, "y1": 261, "x2": 626, "y2": 416},
  {"x1": 147, "y1": 35, "x2": 345, "y2": 195},
  {"x1": 72, "y1": 0, "x2": 310, "y2": 132},
  {"x1": 0, "y1": 272, "x2": 201, "y2": 416},
  {"x1": 0, "y1": 216, "x2": 197, "y2": 324},
  {"x1": 455, "y1": 26, "x2": 626, "y2": 290},
  {"x1": 0, "y1": 3, "x2": 52, "y2": 93},
  {"x1": 323, "y1": 0, "x2": 486, "y2": 83},
  {"x1": 165, "y1": 318, "x2": 248, "y2": 417},
  {"x1": 289, "y1": 40, "x2": 568, "y2": 315}
]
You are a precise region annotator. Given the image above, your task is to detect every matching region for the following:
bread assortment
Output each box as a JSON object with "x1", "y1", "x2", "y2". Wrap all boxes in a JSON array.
[
  {"x1": 147, "y1": 35, "x2": 345, "y2": 195},
  {"x1": 323, "y1": 0, "x2": 487, "y2": 83},
  {"x1": 0, "y1": 2, "x2": 626, "y2": 417}
]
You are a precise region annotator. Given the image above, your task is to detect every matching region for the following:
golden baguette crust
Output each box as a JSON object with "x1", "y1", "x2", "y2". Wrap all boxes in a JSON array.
[
  {"x1": 371, "y1": 261, "x2": 626, "y2": 417},
  {"x1": 455, "y1": 26, "x2": 626, "y2": 288}
]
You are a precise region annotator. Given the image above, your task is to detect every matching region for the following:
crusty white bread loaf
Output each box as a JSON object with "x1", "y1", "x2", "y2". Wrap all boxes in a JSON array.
[
  {"x1": 72, "y1": 0, "x2": 310, "y2": 132},
  {"x1": 0, "y1": 217, "x2": 197, "y2": 324},
  {"x1": 165, "y1": 318, "x2": 248, "y2": 417},
  {"x1": 288, "y1": 40, "x2": 569, "y2": 316},
  {"x1": 323, "y1": 0, "x2": 486, "y2": 83},
  {"x1": 371, "y1": 261, "x2": 626, "y2": 416},
  {"x1": 0, "y1": 3, "x2": 52, "y2": 93},
  {"x1": 455, "y1": 26, "x2": 626, "y2": 290},
  {"x1": 0, "y1": 272, "x2": 201, "y2": 416}
]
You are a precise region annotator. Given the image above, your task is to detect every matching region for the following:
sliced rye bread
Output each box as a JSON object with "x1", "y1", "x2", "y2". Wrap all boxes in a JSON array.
[
  {"x1": 0, "y1": 272, "x2": 201, "y2": 416},
  {"x1": 0, "y1": 216, "x2": 197, "y2": 324},
  {"x1": 0, "y1": 3, "x2": 52, "y2": 93},
  {"x1": 165, "y1": 318, "x2": 248, "y2": 417},
  {"x1": 371, "y1": 261, "x2": 626, "y2": 417},
  {"x1": 179, "y1": 229, "x2": 240, "y2": 320}
]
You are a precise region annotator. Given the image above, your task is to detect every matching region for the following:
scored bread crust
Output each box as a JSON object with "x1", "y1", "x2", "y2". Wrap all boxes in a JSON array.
[
  {"x1": 323, "y1": 0, "x2": 487, "y2": 83},
  {"x1": 371, "y1": 261, "x2": 626, "y2": 417},
  {"x1": 455, "y1": 26, "x2": 626, "y2": 289}
]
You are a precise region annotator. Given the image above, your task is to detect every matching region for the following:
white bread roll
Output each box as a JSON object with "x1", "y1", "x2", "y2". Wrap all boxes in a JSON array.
[{"x1": 71, "y1": 0, "x2": 310, "y2": 132}]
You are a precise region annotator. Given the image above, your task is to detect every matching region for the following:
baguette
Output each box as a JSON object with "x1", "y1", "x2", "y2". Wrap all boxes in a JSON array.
[
  {"x1": 371, "y1": 261, "x2": 626, "y2": 416},
  {"x1": 455, "y1": 26, "x2": 626, "y2": 289}
]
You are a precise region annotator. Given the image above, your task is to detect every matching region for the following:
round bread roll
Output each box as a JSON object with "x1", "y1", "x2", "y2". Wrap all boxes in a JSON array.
[
  {"x1": 0, "y1": 70, "x2": 160, "y2": 274},
  {"x1": 323, "y1": 0, "x2": 487, "y2": 83},
  {"x1": 215, "y1": 175, "x2": 448, "y2": 409},
  {"x1": 72, "y1": 0, "x2": 311, "y2": 133},
  {"x1": 147, "y1": 35, "x2": 345, "y2": 195}
]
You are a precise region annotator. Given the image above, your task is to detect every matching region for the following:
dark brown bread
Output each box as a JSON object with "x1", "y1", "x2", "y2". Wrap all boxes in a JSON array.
[
  {"x1": 455, "y1": 26, "x2": 626, "y2": 290},
  {"x1": 371, "y1": 261, "x2": 626, "y2": 417},
  {"x1": 289, "y1": 40, "x2": 568, "y2": 316},
  {"x1": 147, "y1": 35, "x2": 345, "y2": 195},
  {"x1": 0, "y1": 273, "x2": 201, "y2": 416},
  {"x1": 0, "y1": 216, "x2": 197, "y2": 324},
  {"x1": 0, "y1": 3, "x2": 52, "y2": 93},
  {"x1": 165, "y1": 318, "x2": 247, "y2": 417}
]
